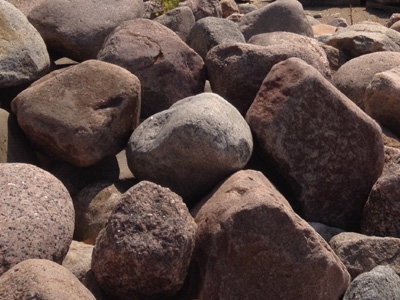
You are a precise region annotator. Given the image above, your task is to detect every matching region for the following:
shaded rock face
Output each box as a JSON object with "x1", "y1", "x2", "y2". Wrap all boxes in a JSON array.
[
  {"x1": 0, "y1": 0, "x2": 50, "y2": 88},
  {"x1": 326, "y1": 22, "x2": 400, "y2": 60},
  {"x1": 62, "y1": 241, "x2": 93, "y2": 283},
  {"x1": 0, "y1": 163, "x2": 74, "y2": 276},
  {"x1": 333, "y1": 51, "x2": 400, "y2": 110},
  {"x1": 11, "y1": 60, "x2": 141, "y2": 168},
  {"x1": 27, "y1": 0, "x2": 144, "y2": 61},
  {"x1": 330, "y1": 232, "x2": 400, "y2": 279},
  {"x1": 246, "y1": 57, "x2": 384, "y2": 230},
  {"x1": 186, "y1": 0, "x2": 222, "y2": 21},
  {"x1": 238, "y1": 0, "x2": 313, "y2": 41},
  {"x1": 0, "y1": 259, "x2": 95, "y2": 300},
  {"x1": 126, "y1": 93, "x2": 253, "y2": 205},
  {"x1": 343, "y1": 265, "x2": 400, "y2": 300},
  {"x1": 193, "y1": 169, "x2": 350, "y2": 300},
  {"x1": 98, "y1": 18, "x2": 206, "y2": 119},
  {"x1": 154, "y1": 7, "x2": 195, "y2": 42},
  {"x1": 206, "y1": 42, "x2": 331, "y2": 116},
  {"x1": 186, "y1": 17, "x2": 245, "y2": 60},
  {"x1": 91, "y1": 181, "x2": 197, "y2": 300}
]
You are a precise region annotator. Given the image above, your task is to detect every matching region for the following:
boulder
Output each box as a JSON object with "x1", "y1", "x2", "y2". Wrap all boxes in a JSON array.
[
  {"x1": 186, "y1": 0, "x2": 222, "y2": 20},
  {"x1": 0, "y1": 259, "x2": 95, "y2": 300},
  {"x1": 298, "y1": 0, "x2": 359, "y2": 5},
  {"x1": 333, "y1": 51, "x2": 400, "y2": 109},
  {"x1": 390, "y1": 20, "x2": 400, "y2": 33},
  {"x1": 126, "y1": 93, "x2": 253, "y2": 204},
  {"x1": 206, "y1": 42, "x2": 331, "y2": 116},
  {"x1": 193, "y1": 169, "x2": 350, "y2": 300},
  {"x1": 326, "y1": 22, "x2": 400, "y2": 60},
  {"x1": 308, "y1": 222, "x2": 344, "y2": 242},
  {"x1": 319, "y1": 43, "x2": 347, "y2": 72},
  {"x1": 62, "y1": 241, "x2": 93, "y2": 283},
  {"x1": 246, "y1": 57, "x2": 384, "y2": 230},
  {"x1": 343, "y1": 265, "x2": 400, "y2": 300},
  {"x1": 330, "y1": 232, "x2": 400, "y2": 279},
  {"x1": 237, "y1": 3, "x2": 258, "y2": 14},
  {"x1": 5, "y1": 0, "x2": 46, "y2": 15},
  {"x1": 98, "y1": 18, "x2": 205, "y2": 119},
  {"x1": 186, "y1": 17, "x2": 245, "y2": 60},
  {"x1": 328, "y1": 17, "x2": 348, "y2": 28},
  {"x1": 226, "y1": 12, "x2": 243, "y2": 23},
  {"x1": 91, "y1": 181, "x2": 197, "y2": 299},
  {"x1": 0, "y1": 0, "x2": 50, "y2": 88},
  {"x1": 386, "y1": 13, "x2": 400, "y2": 28},
  {"x1": 238, "y1": 0, "x2": 313, "y2": 41},
  {"x1": 0, "y1": 163, "x2": 74, "y2": 276},
  {"x1": 27, "y1": 0, "x2": 144, "y2": 61},
  {"x1": 220, "y1": 0, "x2": 239, "y2": 18},
  {"x1": 11, "y1": 60, "x2": 141, "y2": 168}
]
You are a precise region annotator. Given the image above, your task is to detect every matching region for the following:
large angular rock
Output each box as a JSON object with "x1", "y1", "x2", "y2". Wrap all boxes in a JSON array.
[
  {"x1": 98, "y1": 18, "x2": 205, "y2": 118},
  {"x1": 193, "y1": 169, "x2": 350, "y2": 300},
  {"x1": 27, "y1": 0, "x2": 144, "y2": 61},
  {"x1": 0, "y1": 259, "x2": 95, "y2": 300},
  {"x1": 11, "y1": 60, "x2": 141, "y2": 167},
  {"x1": 154, "y1": 7, "x2": 195, "y2": 42},
  {"x1": 246, "y1": 57, "x2": 384, "y2": 230},
  {"x1": 0, "y1": 163, "x2": 74, "y2": 276},
  {"x1": 206, "y1": 42, "x2": 331, "y2": 116},
  {"x1": 0, "y1": 0, "x2": 50, "y2": 88},
  {"x1": 126, "y1": 93, "x2": 253, "y2": 204},
  {"x1": 91, "y1": 181, "x2": 197, "y2": 299},
  {"x1": 238, "y1": 0, "x2": 313, "y2": 41},
  {"x1": 186, "y1": 0, "x2": 222, "y2": 20}
]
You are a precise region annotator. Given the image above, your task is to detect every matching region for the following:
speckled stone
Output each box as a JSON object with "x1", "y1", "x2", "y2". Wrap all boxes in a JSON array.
[{"x1": 0, "y1": 163, "x2": 75, "y2": 276}]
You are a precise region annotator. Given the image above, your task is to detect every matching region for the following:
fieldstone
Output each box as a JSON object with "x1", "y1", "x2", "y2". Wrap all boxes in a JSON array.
[
  {"x1": 0, "y1": 0, "x2": 50, "y2": 88},
  {"x1": 330, "y1": 232, "x2": 400, "y2": 279},
  {"x1": 0, "y1": 163, "x2": 74, "y2": 276},
  {"x1": 319, "y1": 43, "x2": 347, "y2": 72},
  {"x1": 154, "y1": 6, "x2": 195, "y2": 42},
  {"x1": 333, "y1": 51, "x2": 400, "y2": 109},
  {"x1": 73, "y1": 179, "x2": 135, "y2": 244},
  {"x1": 186, "y1": 0, "x2": 222, "y2": 20},
  {"x1": 238, "y1": 0, "x2": 313, "y2": 41},
  {"x1": 220, "y1": 0, "x2": 239, "y2": 18},
  {"x1": 126, "y1": 93, "x2": 253, "y2": 204},
  {"x1": 308, "y1": 222, "x2": 344, "y2": 242},
  {"x1": 391, "y1": 20, "x2": 400, "y2": 33},
  {"x1": 11, "y1": 60, "x2": 141, "y2": 168},
  {"x1": 306, "y1": 15, "x2": 320, "y2": 26},
  {"x1": 62, "y1": 241, "x2": 93, "y2": 283},
  {"x1": 27, "y1": 0, "x2": 144, "y2": 61},
  {"x1": 193, "y1": 169, "x2": 350, "y2": 300},
  {"x1": 5, "y1": 0, "x2": 46, "y2": 15},
  {"x1": 91, "y1": 181, "x2": 197, "y2": 299},
  {"x1": 186, "y1": 17, "x2": 245, "y2": 60},
  {"x1": 328, "y1": 17, "x2": 348, "y2": 28},
  {"x1": 206, "y1": 42, "x2": 331, "y2": 116},
  {"x1": 0, "y1": 259, "x2": 95, "y2": 300},
  {"x1": 246, "y1": 57, "x2": 384, "y2": 230},
  {"x1": 98, "y1": 18, "x2": 205, "y2": 119},
  {"x1": 326, "y1": 22, "x2": 400, "y2": 60},
  {"x1": 343, "y1": 265, "x2": 400, "y2": 300},
  {"x1": 386, "y1": 13, "x2": 400, "y2": 28},
  {"x1": 226, "y1": 12, "x2": 243, "y2": 23},
  {"x1": 237, "y1": 3, "x2": 258, "y2": 14}
]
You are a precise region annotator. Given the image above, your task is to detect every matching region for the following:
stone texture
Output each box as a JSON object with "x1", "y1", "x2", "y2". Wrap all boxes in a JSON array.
[
  {"x1": 91, "y1": 181, "x2": 197, "y2": 299},
  {"x1": 343, "y1": 265, "x2": 400, "y2": 300},
  {"x1": 0, "y1": 259, "x2": 95, "y2": 300},
  {"x1": 0, "y1": 0, "x2": 50, "y2": 88},
  {"x1": 313, "y1": 23, "x2": 338, "y2": 36},
  {"x1": 62, "y1": 241, "x2": 93, "y2": 283},
  {"x1": 5, "y1": 0, "x2": 46, "y2": 15},
  {"x1": 11, "y1": 60, "x2": 141, "y2": 167},
  {"x1": 386, "y1": 13, "x2": 400, "y2": 28},
  {"x1": 0, "y1": 163, "x2": 74, "y2": 276},
  {"x1": 126, "y1": 93, "x2": 253, "y2": 204},
  {"x1": 98, "y1": 18, "x2": 205, "y2": 119},
  {"x1": 186, "y1": 0, "x2": 222, "y2": 20},
  {"x1": 27, "y1": 0, "x2": 144, "y2": 61},
  {"x1": 319, "y1": 43, "x2": 347, "y2": 73},
  {"x1": 330, "y1": 232, "x2": 400, "y2": 279},
  {"x1": 237, "y1": 3, "x2": 258, "y2": 14},
  {"x1": 298, "y1": 0, "x2": 360, "y2": 5},
  {"x1": 328, "y1": 17, "x2": 348, "y2": 28},
  {"x1": 186, "y1": 17, "x2": 245, "y2": 60},
  {"x1": 206, "y1": 42, "x2": 331, "y2": 116},
  {"x1": 309, "y1": 222, "x2": 344, "y2": 243},
  {"x1": 193, "y1": 169, "x2": 350, "y2": 300},
  {"x1": 246, "y1": 57, "x2": 384, "y2": 230},
  {"x1": 220, "y1": 0, "x2": 239, "y2": 18},
  {"x1": 333, "y1": 51, "x2": 400, "y2": 109},
  {"x1": 238, "y1": 0, "x2": 313, "y2": 41}
]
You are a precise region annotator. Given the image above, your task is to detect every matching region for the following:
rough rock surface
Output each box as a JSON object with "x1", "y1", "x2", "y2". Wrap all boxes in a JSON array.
[
  {"x1": 91, "y1": 181, "x2": 197, "y2": 299},
  {"x1": 193, "y1": 169, "x2": 351, "y2": 300},
  {"x1": 154, "y1": 7, "x2": 195, "y2": 42},
  {"x1": 0, "y1": 259, "x2": 95, "y2": 300},
  {"x1": 186, "y1": 0, "x2": 222, "y2": 20},
  {"x1": 126, "y1": 93, "x2": 253, "y2": 204},
  {"x1": 62, "y1": 241, "x2": 93, "y2": 283},
  {"x1": 0, "y1": 163, "x2": 74, "y2": 276},
  {"x1": 11, "y1": 60, "x2": 141, "y2": 167},
  {"x1": 27, "y1": 0, "x2": 144, "y2": 61},
  {"x1": 343, "y1": 265, "x2": 400, "y2": 300},
  {"x1": 220, "y1": 0, "x2": 239, "y2": 18},
  {"x1": 0, "y1": 0, "x2": 50, "y2": 88},
  {"x1": 5, "y1": 0, "x2": 46, "y2": 15},
  {"x1": 98, "y1": 18, "x2": 205, "y2": 118},
  {"x1": 246, "y1": 57, "x2": 384, "y2": 230},
  {"x1": 330, "y1": 232, "x2": 400, "y2": 279}
]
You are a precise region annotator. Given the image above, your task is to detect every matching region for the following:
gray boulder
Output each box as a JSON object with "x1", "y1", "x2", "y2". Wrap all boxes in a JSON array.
[
  {"x1": 27, "y1": 0, "x2": 144, "y2": 61},
  {"x1": 11, "y1": 60, "x2": 141, "y2": 167},
  {"x1": 0, "y1": 0, "x2": 50, "y2": 88},
  {"x1": 98, "y1": 18, "x2": 205, "y2": 119},
  {"x1": 126, "y1": 93, "x2": 253, "y2": 204},
  {"x1": 186, "y1": 0, "x2": 222, "y2": 20}
]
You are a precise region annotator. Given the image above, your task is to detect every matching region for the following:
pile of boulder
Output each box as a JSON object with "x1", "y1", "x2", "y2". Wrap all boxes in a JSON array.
[{"x1": 3, "y1": 0, "x2": 400, "y2": 298}]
